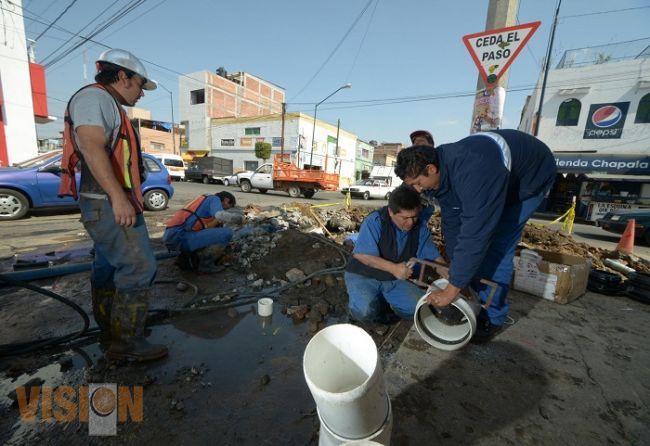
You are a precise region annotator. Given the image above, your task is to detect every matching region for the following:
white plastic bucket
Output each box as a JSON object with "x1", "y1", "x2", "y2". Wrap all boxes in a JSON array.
[
  {"x1": 303, "y1": 324, "x2": 390, "y2": 440},
  {"x1": 414, "y1": 279, "x2": 481, "y2": 351},
  {"x1": 318, "y1": 398, "x2": 392, "y2": 446},
  {"x1": 257, "y1": 298, "x2": 273, "y2": 317}
]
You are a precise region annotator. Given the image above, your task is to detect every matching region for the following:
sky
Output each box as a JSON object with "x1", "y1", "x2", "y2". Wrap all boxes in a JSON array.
[{"x1": 14, "y1": 0, "x2": 650, "y2": 147}]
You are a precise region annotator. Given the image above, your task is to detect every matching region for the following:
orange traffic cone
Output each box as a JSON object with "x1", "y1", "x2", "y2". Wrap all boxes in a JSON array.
[{"x1": 616, "y1": 218, "x2": 635, "y2": 254}]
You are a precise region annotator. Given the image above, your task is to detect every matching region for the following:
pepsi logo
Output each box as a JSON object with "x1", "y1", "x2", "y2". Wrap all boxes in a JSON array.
[{"x1": 591, "y1": 105, "x2": 622, "y2": 128}]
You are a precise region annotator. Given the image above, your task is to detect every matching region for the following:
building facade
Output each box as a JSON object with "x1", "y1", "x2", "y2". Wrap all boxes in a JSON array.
[
  {"x1": 519, "y1": 41, "x2": 650, "y2": 221},
  {"x1": 179, "y1": 68, "x2": 285, "y2": 153},
  {"x1": 372, "y1": 142, "x2": 402, "y2": 166},
  {"x1": 209, "y1": 112, "x2": 357, "y2": 187},
  {"x1": 0, "y1": 0, "x2": 53, "y2": 165},
  {"x1": 354, "y1": 140, "x2": 375, "y2": 181},
  {"x1": 126, "y1": 107, "x2": 181, "y2": 155}
]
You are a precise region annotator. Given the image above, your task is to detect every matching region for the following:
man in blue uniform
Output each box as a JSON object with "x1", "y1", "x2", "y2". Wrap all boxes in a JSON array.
[
  {"x1": 395, "y1": 129, "x2": 557, "y2": 341},
  {"x1": 345, "y1": 185, "x2": 442, "y2": 323},
  {"x1": 163, "y1": 191, "x2": 236, "y2": 271}
]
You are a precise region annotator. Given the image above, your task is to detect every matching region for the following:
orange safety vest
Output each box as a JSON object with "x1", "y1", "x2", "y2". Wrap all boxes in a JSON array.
[
  {"x1": 165, "y1": 194, "x2": 216, "y2": 232},
  {"x1": 58, "y1": 83, "x2": 144, "y2": 213}
]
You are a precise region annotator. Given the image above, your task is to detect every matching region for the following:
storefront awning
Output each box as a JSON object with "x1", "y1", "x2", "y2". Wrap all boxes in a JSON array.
[{"x1": 584, "y1": 173, "x2": 650, "y2": 182}]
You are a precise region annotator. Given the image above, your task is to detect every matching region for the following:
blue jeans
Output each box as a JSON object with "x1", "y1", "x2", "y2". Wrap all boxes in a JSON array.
[
  {"x1": 80, "y1": 197, "x2": 157, "y2": 291},
  {"x1": 471, "y1": 192, "x2": 545, "y2": 326},
  {"x1": 163, "y1": 226, "x2": 233, "y2": 252},
  {"x1": 344, "y1": 271, "x2": 426, "y2": 322}
]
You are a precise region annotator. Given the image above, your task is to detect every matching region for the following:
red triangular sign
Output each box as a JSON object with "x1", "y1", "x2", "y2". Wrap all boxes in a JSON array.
[{"x1": 463, "y1": 21, "x2": 540, "y2": 85}]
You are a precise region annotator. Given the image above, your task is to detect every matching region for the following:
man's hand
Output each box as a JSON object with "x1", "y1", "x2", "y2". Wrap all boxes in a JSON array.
[
  {"x1": 205, "y1": 219, "x2": 224, "y2": 229},
  {"x1": 392, "y1": 262, "x2": 413, "y2": 280},
  {"x1": 110, "y1": 193, "x2": 136, "y2": 227},
  {"x1": 427, "y1": 283, "x2": 461, "y2": 307}
]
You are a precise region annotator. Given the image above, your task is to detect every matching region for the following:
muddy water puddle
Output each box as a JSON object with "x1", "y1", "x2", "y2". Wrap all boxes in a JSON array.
[{"x1": 1, "y1": 303, "x2": 332, "y2": 445}]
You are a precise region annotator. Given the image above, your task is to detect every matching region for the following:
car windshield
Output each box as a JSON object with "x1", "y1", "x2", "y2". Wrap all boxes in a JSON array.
[
  {"x1": 12, "y1": 151, "x2": 61, "y2": 169},
  {"x1": 356, "y1": 179, "x2": 374, "y2": 185}
]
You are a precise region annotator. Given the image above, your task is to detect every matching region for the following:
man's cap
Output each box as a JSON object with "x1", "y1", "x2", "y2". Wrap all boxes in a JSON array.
[
  {"x1": 96, "y1": 49, "x2": 157, "y2": 91},
  {"x1": 409, "y1": 130, "x2": 434, "y2": 146}
]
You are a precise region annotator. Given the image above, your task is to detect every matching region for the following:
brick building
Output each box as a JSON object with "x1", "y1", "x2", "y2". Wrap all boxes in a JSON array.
[{"x1": 179, "y1": 68, "x2": 285, "y2": 153}]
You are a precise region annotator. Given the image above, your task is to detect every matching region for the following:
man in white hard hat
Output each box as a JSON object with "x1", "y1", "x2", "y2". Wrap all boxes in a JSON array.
[{"x1": 59, "y1": 49, "x2": 167, "y2": 362}]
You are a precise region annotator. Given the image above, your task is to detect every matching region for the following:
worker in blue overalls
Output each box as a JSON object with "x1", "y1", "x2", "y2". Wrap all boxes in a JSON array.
[
  {"x1": 395, "y1": 129, "x2": 557, "y2": 342},
  {"x1": 345, "y1": 185, "x2": 443, "y2": 324},
  {"x1": 163, "y1": 191, "x2": 236, "y2": 271}
]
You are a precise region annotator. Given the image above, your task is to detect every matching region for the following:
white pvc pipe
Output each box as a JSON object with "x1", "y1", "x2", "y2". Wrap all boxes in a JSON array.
[
  {"x1": 414, "y1": 279, "x2": 481, "y2": 351},
  {"x1": 319, "y1": 399, "x2": 392, "y2": 446},
  {"x1": 303, "y1": 324, "x2": 390, "y2": 440}
]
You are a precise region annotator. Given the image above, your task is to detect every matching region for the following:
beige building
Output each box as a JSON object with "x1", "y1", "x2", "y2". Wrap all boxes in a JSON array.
[
  {"x1": 372, "y1": 142, "x2": 403, "y2": 166},
  {"x1": 126, "y1": 107, "x2": 181, "y2": 155}
]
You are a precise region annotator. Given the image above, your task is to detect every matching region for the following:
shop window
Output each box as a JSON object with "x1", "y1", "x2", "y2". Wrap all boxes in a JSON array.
[
  {"x1": 190, "y1": 89, "x2": 205, "y2": 105},
  {"x1": 245, "y1": 127, "x2": 261, "y2": 136},
  {"x1": 556, "y1": 98, "x2": 581, "y2": 126},
  {"x1": 244, "y1": 160, "x2": 259, "y2": 171},
  {"x1": 635, "y1": 93, "x2": 650, "y2": 123}
]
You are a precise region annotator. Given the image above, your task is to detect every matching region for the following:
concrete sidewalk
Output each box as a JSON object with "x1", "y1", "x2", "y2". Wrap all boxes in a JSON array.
[{"x1": 383, "y1": 290, "x2": 649, "y2": 445}]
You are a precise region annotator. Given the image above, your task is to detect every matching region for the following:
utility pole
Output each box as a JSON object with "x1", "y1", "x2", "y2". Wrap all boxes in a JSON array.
[
  {"x1": 535, "y1": 0, "x2": 562, "y2": 136},
  {"x1": 280, "y1": 102, "x2": 286, "y2": 156},
  {"x1": 470, "y1": 0, "x2": 519, "y2": 133}
]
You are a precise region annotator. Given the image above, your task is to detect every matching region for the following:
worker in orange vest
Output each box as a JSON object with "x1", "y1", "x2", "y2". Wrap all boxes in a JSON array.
[
  {"x1": 163, "y1": 191, "x2": 236, "y2": 272},
  {"x1": 59, "y1": 49, "x2": 166, "y2": 362}
]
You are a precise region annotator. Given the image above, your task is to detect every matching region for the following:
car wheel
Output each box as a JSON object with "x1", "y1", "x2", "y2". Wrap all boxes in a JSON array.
[
  {"x1": 223, "y1": 179, "x2": 230, "y2": 187},
  {"x1": 240, "y1": 180, "x2": 252, "y2": 193},
  {"x1": 143, "y1": 189, "x2": 169, "y2": 211},
  {"x1": 258, "y1": 188, "x2": 268, "y2": 194},
  {"x1": 363, "y1": 191, "x2": 370, "y2": 200},
  {"x1": 303, "y1": 190, "x2": 315, "y2": 199},
  {"x1": 288, "y1": 186, "x2": 301, "y2": 198},
  {"x1": 384, "y1": 192, "x2": 391, "y2": 200},
  {"x1": 0, "y1": 188, "x2": 29, "y2": 220},
  {"x1": 202, "y1": 176, "x2": 209, "y2": 184}
]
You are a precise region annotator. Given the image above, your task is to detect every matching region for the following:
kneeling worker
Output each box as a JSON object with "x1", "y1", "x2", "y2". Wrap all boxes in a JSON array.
[
  {"x1": 345, "y1": 185, "x2": 443, "y2": 323},
  {"x1": 163, "y1": 191, "x2": 236, "y2": 271}
]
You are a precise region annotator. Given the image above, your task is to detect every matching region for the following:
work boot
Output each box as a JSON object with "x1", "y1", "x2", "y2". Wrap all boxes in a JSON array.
[
  {"x1": 106, "y1": 289, "x2": 168, "y2": 362},
  {"x1": 91, "y1": 287, "x2": 114, "y2": 342}
]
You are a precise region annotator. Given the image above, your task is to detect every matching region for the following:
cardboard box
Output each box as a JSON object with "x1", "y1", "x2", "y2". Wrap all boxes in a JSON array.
[{"x1": 512, "y1": 249, "x2": 591, "y2": 304}]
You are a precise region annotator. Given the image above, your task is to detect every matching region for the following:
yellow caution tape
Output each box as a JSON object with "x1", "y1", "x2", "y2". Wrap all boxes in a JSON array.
[{"x1": 538, "y1": 197, "x2": 576, "y2": 234}]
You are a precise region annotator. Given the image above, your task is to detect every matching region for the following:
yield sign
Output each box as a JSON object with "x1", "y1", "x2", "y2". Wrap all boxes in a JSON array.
[{"x1": 463, "y1": 21, "x2": 540, "y2": 85}]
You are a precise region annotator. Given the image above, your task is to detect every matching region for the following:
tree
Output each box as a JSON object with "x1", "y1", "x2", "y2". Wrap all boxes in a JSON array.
[{"x1": 255, "y1": 141, "x2": 272, "y2": 163}]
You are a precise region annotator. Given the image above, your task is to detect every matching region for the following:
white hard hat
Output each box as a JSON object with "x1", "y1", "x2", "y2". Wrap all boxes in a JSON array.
[{"x1": 96, "y1": 49, "x2": 157, "y2": 90}]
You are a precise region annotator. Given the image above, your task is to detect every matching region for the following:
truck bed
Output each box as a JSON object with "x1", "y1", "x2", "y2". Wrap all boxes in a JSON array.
[{"x1": 273, "y1": 158, "x2": 339, "y2": 190}]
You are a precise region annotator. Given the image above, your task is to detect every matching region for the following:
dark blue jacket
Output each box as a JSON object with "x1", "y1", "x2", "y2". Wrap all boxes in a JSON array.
[{"x1": 425, "y1": 129, "x2": 556, "y2": 288}]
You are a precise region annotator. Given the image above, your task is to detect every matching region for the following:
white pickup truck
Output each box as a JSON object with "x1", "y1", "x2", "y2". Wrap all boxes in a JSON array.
[{"x1": 341, "y1": 165, "x2": 403, "y2": 200}]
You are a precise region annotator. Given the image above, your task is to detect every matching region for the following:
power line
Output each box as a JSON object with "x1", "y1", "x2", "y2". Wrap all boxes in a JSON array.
[
  {"x1": 33, "y1": 0, "x2": 78, "y2": 42},
  {"x1": 45, "y1": 0, "x2": 148, "y2": 68},
  {"x1": 561, "y1": 5, "x2": 650, "y2": 19},
  {"x1": 288, "y1": 0, "x2": 374, "y2": 102},
  {"x1": 345, "y1": 0, "x2": 380, "y2": 82}
]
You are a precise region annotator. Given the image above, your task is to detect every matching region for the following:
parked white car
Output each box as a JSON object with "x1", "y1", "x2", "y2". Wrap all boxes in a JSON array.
[
  {"x1": 223, "y1": 171, "x2": 252, "y2": 186},
  {"x1": 341, "y1": 178, "x2": 396, "y2": 200}
]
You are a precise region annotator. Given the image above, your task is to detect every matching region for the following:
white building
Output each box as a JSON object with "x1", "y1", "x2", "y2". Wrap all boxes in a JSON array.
[
  {"x1": 0, "y1": 0, "x2": 54, "y2": 165},
  {"x1": 519, "y1": 41, "x2": 650, "y2": 221},
  {"x1": 210, "y1": 112, "x2": 357, "y2": 187}
]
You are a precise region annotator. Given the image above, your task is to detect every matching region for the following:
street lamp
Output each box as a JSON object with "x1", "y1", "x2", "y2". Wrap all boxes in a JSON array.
[
  {"x1": 309, "y1": 83, "x2": 351, "y2": 168},
  {"x1": 158, "y1": 83, "x2": 177, "y2": 155}
]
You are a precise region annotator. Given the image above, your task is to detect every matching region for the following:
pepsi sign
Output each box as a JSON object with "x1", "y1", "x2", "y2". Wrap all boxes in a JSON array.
[{"x1": 584, "y1": 102, "x2": 629, "y2": 139}]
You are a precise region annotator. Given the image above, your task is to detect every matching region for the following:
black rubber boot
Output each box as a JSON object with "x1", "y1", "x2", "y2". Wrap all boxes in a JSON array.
[
  {"x1": 91, "y1": 287, "x2": 114, "y2": 342},
  {"x1": 106, "y1": 288, "x2": 168, "y2": 362}
]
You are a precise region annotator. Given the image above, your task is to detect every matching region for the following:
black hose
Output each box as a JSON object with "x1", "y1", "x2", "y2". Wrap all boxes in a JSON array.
[
  {"x1": 0, "y1": 276, "x2": 198, "y2": 357},
  {"x1": 0, "y1": 273, "x2": 90, "y2": 356}
]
